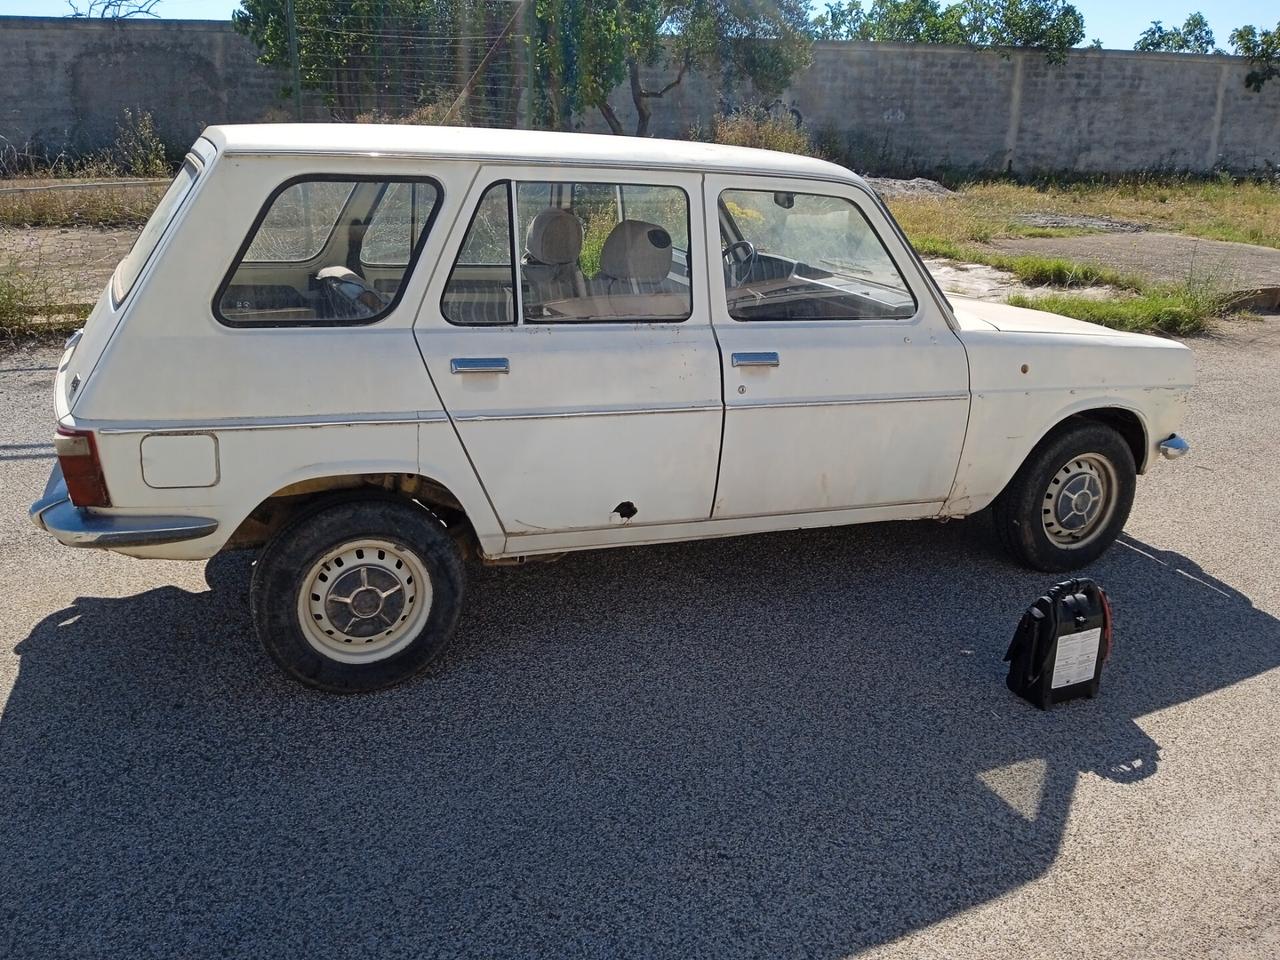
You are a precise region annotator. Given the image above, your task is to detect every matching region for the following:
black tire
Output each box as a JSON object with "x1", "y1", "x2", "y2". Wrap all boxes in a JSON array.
[
  {"x1": 992, "y1": 420, "x2": 1137, "y2": 572},
  {"x1": 250, "y1": 497, "x2": 465, "y2": 692}
]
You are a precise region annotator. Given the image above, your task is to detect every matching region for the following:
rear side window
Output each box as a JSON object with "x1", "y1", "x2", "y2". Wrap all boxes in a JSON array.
[
  {"x1": 441, "y1": 178, "x2": 692, "y2": 325},
  {"x1": 518, "y1": 180, "x2": 691, "y2": 323},
  {"x1": 216, "y1": 176, "x2": 441, "y2": 327},
  {"x1": 113, "y1": 156, "x2": 200, "y2": 305}
]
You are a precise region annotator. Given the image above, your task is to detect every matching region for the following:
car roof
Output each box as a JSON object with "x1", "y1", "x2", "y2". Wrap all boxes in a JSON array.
[{"x1": 201, "y1": 123, "x2": 866, "y2": 187}]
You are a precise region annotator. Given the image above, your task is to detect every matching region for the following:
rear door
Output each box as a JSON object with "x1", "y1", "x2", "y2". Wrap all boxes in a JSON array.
[
  {"x1": 704, "y1": 174, "x2": 970, "y2": 519},
  {"x1": 415, "y1": 166, "x2": 722, "y2": 537}
]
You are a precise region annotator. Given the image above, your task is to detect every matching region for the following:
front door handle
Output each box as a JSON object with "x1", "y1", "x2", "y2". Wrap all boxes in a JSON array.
[
  {"x1": 731, "y1": 351, "x2": 780, "y2": 368},
  {"x1": 451, "y1": 357, "x2": 510, "y2": 374}
]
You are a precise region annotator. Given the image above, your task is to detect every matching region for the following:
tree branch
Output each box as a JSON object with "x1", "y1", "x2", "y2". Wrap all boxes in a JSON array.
[
  {"x1": 627, "y1": 59, "x2": 651, "y2": 136},
  {"x1": 599, "y1": 100, "x2": 625, "y2": 136},
  {"x1": 642, "y1": 57, "x2": 691, "y2": 99}
]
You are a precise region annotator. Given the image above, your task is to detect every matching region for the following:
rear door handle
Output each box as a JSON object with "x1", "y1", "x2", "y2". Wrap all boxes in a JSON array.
[
  {"x1": 451, "y1": 357, "x2": 509, "y2": 374},
  {"x1": 731, "y1": 351, "x2": 780, "y2": 368}
]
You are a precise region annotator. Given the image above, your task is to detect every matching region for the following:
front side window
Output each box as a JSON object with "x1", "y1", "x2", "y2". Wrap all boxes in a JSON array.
[
  {"x1": 440, "y1": 178, "x2": 693, "y2": 326},
  {"x1": 719, "y1": 189, "x2": 916, "y2": 322},
  {"x1": 216, "y1": 176, "x2": 440, "y2": 326}
]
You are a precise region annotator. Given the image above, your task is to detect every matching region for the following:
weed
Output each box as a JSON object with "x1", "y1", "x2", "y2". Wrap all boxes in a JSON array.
[
  {"x1": 110, "y1": 109, "x2": 170, "y2": 179},
  {"x1": 0, "y1": 268, "x2": 90, "y2": 341}
]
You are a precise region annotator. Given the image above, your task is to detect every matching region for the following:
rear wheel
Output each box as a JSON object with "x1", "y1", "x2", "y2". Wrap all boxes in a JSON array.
[
  {"x1": 993, "y1": 421, "x2": 1136, "y2": 572},
  {"x1": 251, "y1": 497, "x2": 464, "y2": 692}
]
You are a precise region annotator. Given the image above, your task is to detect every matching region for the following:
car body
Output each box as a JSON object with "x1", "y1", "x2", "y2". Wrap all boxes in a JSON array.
[{"x1": 30, "y1": 125, "x2": 1193, "y2": 690}]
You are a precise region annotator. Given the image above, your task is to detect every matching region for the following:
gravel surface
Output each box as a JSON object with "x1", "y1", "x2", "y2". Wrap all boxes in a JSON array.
[{"x1": 1, "y1": 320, "x2": 1278, "y2": 959}]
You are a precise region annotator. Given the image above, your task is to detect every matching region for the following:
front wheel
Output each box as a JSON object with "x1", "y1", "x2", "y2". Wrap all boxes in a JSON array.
[
  {"x1": 251, "y1": 497, "x2": 465, "y2": 692},
  {"x1": 992, "y1": 421, "x2": 1137, "y2": 572}
]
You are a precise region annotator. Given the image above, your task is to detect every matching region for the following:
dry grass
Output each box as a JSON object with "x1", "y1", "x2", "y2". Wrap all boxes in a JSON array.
[
  {"x1": 696, "y1": 111, "x2": 814, "y2": 156},
  {"x1": 0, "y1": 180, "x2": 166, "y2": 228},
  {"x1": 888, "y1": 178, "x2": 1280, "y2": 252}
]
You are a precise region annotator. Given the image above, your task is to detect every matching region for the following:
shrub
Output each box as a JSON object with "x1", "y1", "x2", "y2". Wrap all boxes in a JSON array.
[
  {"x1": 697, "y1": 108, "x2": 815, "y2": 156},
  {"x1": 354, "y1": 101, "x2": 468, "y2": 127}
]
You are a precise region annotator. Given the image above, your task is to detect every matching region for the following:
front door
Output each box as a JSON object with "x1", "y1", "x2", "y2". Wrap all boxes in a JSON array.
[
  {"x1": 704, "y1": 175, "x2": 970, "y2": 519},
  {"x1": 416, "y1": 167, "x2": 722, "y2": 538}
]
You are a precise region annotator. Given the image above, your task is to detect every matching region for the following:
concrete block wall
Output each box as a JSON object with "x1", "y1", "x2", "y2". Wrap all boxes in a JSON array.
[
  {"x1": 1, "y1": 17, "x2": 1277, "y2": 175},
  {"x1": 0, "y1": 16, "x2": 291, "y2": 156},
  {"x1": 606, "y1": 42, "x2": 1279, "y2": 175}
]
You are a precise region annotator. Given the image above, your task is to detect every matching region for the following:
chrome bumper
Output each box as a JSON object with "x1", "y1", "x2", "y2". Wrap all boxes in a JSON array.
[
  {"x1": 1159, "y1": 434, "x2": 1190, "y2": 461},
  {"x1": 30, "y1": 464, "x2": 219, "y2": 549}
]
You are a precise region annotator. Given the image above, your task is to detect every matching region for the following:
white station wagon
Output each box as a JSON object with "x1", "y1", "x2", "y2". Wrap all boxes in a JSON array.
[{"x1": 31, "y1": 125, "x2": 1193, "y2": 691}]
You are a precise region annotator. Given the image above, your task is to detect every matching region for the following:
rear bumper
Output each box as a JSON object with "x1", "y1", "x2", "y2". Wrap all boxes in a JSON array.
[{"x1": 29, "y1": 464, "x2": 219, "y2": 549}]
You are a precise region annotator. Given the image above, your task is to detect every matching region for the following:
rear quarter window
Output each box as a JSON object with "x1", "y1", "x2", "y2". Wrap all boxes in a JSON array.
[
  {"x1": 112, "y1": 157, "x2": 201, "y2": 305},
  {"x1": 215, "y1": 176, "x2": 441, "y2": 327}
]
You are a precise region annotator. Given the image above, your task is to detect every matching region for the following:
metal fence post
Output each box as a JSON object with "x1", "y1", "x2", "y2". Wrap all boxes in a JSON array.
[{"x1": 285, "y1": 0, "x2": 303, "y2": 122}]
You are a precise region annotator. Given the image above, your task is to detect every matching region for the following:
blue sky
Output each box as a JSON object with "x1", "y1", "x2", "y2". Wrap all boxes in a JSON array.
[{"x1": 0, "y1": 0, "x2": 1275, "y2": 51}]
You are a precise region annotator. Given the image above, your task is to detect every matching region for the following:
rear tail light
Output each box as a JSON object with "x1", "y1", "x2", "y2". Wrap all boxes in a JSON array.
[{"x1": 54, "y1": 427, "x2": 111, "y2": 507}]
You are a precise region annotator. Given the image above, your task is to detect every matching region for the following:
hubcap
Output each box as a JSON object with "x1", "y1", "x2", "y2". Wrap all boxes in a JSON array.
[
  {"x1": 298, "y1": 539, "x2": 433, "y2": 664},
  {"x1": 1042, "y1": 453, "x2": 1118, "y2": 549}
]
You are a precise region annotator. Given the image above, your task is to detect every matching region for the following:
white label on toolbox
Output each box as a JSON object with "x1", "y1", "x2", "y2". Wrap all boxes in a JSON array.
[{"x1": 1052, "y1": 627, "x2": 1102, "y2": 689}]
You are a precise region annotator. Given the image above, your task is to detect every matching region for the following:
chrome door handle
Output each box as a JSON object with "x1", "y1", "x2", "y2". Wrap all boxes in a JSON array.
[
  {"x1": 451, "y1": 357, "x2": 509, "y2": 374},
  {"x1": 731, "y1": 351, "x2": 780, "y2": 368}
]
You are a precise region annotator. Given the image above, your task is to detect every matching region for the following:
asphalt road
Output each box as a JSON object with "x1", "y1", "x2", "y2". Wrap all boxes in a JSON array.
[{"x1": 1, "y1": 320, "x2": 1278, "y2": 960}]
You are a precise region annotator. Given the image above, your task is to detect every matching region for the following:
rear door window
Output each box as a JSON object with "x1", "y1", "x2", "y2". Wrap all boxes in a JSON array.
[{"x1": 215, "y1": 176, "x2": 441, "y2": 327}]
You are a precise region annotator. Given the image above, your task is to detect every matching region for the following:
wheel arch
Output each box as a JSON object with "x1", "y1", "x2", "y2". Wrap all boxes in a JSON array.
[
  {"x1": 1074, "y1": 407, "x2": 1148, "y2": 474},
  {"x1": 1003, "y1": 405, "x2": 1149, "y2": 499},
  {"x1": 224, "y1": 471, "x2": 493, "y2": 560}
]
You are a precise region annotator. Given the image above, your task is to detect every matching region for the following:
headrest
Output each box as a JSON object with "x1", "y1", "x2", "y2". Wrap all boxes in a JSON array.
[
  {"x1": 600, "y1": 220, "x2": 673, "y2": 283},
  {"x1": 525, "y1": 209, "x2": 583, "y2": 266},
  {"x1": 316, "y1": 266, "x2": 364, "y2": 284}
]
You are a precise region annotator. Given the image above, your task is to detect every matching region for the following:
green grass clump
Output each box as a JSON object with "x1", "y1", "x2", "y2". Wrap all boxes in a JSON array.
[
  {"x1": 912, "y1": 237, "x2": 1143, "y2": 290},
  {"x1": 1005, "y1": 282, "x2": 1233, "y2": 336}
]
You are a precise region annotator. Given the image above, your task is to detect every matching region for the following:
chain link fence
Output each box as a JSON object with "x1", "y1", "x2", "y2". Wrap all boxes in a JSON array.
[{"x1": 280, "y1": 0, "x2": 531, "y2": 128}]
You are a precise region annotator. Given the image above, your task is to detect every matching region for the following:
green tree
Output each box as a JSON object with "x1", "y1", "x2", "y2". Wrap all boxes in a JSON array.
[
  {"x1": 534, "y1": 0, "x2": 813, "y2": 136},
  {"x1": 1230, "y1": 21, "x2": 1279, "y2": 91},
  {"x1": 1134, "y1": 12, "x2": 1219, "y2": 54},
  {"x1": 812, "y1": 0, "x2": 1084, "y2": 63}
]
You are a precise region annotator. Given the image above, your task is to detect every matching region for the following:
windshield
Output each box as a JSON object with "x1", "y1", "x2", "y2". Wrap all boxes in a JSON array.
[{"x1": 112, "y1": 156, "x2": 201, "y2": 305}]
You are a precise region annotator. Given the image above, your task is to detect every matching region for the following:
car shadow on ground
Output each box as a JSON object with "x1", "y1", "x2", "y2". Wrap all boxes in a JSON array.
[{"x1": 2, "y1": 518, "x2": 1277, "y2": 958}]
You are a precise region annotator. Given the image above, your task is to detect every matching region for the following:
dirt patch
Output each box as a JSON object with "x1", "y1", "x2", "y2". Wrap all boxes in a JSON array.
[
  {"x1": 1012, "y1": 213, "x2": 1145, "y2": 233},
  {"x1": 0, "y1": 226, "x2": 137, "y2": 302}
]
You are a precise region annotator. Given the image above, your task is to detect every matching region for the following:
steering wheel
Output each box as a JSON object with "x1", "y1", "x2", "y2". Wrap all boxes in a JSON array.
[{"x1": 722, "y1": 240, "x2": 757, "y2": 287}]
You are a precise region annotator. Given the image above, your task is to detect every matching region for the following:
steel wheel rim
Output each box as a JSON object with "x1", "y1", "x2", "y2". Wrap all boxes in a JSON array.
[
  {"x1": 297, "y1": 538, "x2": 433, "y2": 664},
  {"x1": 1042, "y1": 452, "x2": 1118, "y2": 549}
]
